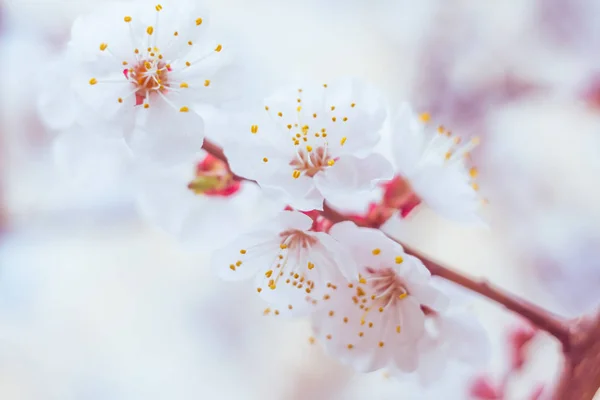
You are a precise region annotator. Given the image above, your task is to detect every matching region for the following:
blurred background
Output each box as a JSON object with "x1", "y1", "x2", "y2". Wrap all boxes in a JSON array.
[{"x1": 1, "y1": 0, "x2": 600, "y2": 398}]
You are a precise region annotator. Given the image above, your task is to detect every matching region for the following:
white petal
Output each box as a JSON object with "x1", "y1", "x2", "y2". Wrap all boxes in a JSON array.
[
  {"x1": 127, "y1": 100, "x2": 204, "y2": 166},
  {"x1": 408, "y1": 283, "x2": 450, "y2": 312},
  {"x1": 211, "y1": 231, "x2": 279, "y2": 281},
  {"x1": 329, "y1": 222, "x2": 401, "y2": 269},
  {"x1": 314, "y1": 153, "x2": 393, "y2": 207},
  {"x1": 390, "y1": 103, "x2": 426, "y2": 176}
]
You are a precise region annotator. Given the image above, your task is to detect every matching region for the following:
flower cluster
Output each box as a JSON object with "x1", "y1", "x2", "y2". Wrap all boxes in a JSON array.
[{"x1": 37, "y1": 0, "x2": 489, "y2": 387}]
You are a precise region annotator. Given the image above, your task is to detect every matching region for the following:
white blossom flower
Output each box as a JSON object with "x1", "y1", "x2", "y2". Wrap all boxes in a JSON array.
[
  {"x1": 311, "y1": 221, "x2": 448, "y2": 373},
  {"x1": 45, "y1": 0, "x2": 238, "y2": 165},
  {"x1": 389, "y1": 103, "x2": 483, "y2": 224},
  {"x1": 211, "y1": 211, "x2": 358, "y2": 316},
  {"x1": 223, "y1": 79, "x2": 393, "y2": 211},
  {"x1": 135, "y1": 152, "x2": 267, "y2": 252}
]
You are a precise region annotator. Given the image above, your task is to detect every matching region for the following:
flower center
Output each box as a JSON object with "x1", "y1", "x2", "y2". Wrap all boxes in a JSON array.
[
  {"x1": 290, "y1": 147, "x2": 333, "y2": 178},
  {"x1": 126, "y1": 55, "x2": 170, "y2": 101},
  {"x1": 363, "y1": 267, "x2": 409, "y2": 308}
]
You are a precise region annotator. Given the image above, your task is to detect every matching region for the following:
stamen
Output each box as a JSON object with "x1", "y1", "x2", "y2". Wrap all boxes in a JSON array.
[
  {"x1": 196, "y1": 18, "x2": 203, "y2": 25},
  {"x1": 180, "y1": 106, "x2": 189, "y2": 112}
]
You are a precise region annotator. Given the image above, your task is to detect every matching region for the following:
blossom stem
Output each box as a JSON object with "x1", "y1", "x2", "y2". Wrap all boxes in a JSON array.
[{"x1": 201, "y1": 139, "x2": 572, "y2": 347}]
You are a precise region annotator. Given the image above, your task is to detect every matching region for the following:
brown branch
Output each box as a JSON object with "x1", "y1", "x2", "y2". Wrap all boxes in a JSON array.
[{"x1": 202, "y1": 139, "x2": 572, "y2": 347}]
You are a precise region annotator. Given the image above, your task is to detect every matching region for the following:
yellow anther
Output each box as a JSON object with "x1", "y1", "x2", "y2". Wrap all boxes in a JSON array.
[
  {"x1": 469, "y1": 167, "x2": 478, "y2": 178},
  {"x1": 257, "y1": 288, "x2": 262, "y2": 293},
  {"x1": 122, "y1": 61, "x2": 128, "y2": 65},
  {"x1": 274, "y1": 310, "x2": 280, "y2": 315},
  {"x1": 396, "y1": 325, "x2": 401, "y2": 333},
  {"x1": 359, "y1": 277, "x2": 367, "y2": 284},
  {"x1": 204, "y1": 80, "x2": 211, "y2": 87},
  {"x1": 372, "y1": 248, "x2": 381, "y2": 255},
  {"x1": 419, "y1": 112, "x2": 431, "y2": 122},
  {"x1": 196, "y1": 17, "x2": 203, "y2": 26},
  {"x1": 329, "y1": 311, "x2": 335, "y2": 317},
  {"x1": 330, "y1": 106, "x2": 335, "y2": 111},
  {"x1": 262, "y1": 157, "x2": 268, "y2": 163},
  {"x1": 180, "y1": 82, "x2": 189, "y2": 88},
  {"x1": 215, "y1": 44, "x2": 223, "y2": 52},
  {"x1": 306, "y1": 145, "x2": 313, "y2": 152},
  {"x1": 264, "y1": 106, "x2": 269, "y2": 111},
  {"x1": 395, "y1": 256, "x2": 403, "y2": 264},
  {"x1": 332, "y1": 117, "x2": 337, "y2": 122},
  {"x1": 297, "y1": 106, "x2": 302, "y2": 112},
  {"x1": 379, "y1": 341, "x2": 385, "y2": 348},
  {"x1": 185, "y1": 61, "x2": 191, "y2": 67},
  {"x1": 174, "y1": 31, "x2": 179, "y2": 36},
  {"x1": 144, "y1": 61, "x2": 152, "y2": 69},
  {"x1": 155, "y1": 4, "x2": 163, "y2": 11},
  {"x1": 144, "y1": 103, "x2": 150, "y2": 109},
  {"x1": 292, "y1": 170, "x2": 301, "y2": 179},
  {"x1": 378, "y1": 307, "x2": 384, "y2": 312},
  {"x1": 307, "y1": 262, "x2": 315, "y2": 270},
  {"x1": 326, "y1": 334, "x2": 332, "y2": 340},
  {"x1": 297, "y1": 98, "x2": 301, "y2": 103},
  {"x1": 437, "y1": 125, "x2": 445, "y2": 134},
  {"x1": 99, "y1": 43, "x2": 108, "y2": 51},
  {"x1": 118, "y1": 97, "x2": 123, "y2": 103},
  {"x1": 347, "y1": 344, "x2": 354, "y2": 350},
  {"x1": 288, "y1": 305, "x2": 293, "y2": 310},
  {"x1": 398, "y1": 293, "x2": 408, "y2": 300},
  {"x1": 229, "y1": 264, "x2": 236, "y2": 271},
  {"x1": 351, "y1": 103, "x2": 356, "y2": 107},
  {"x1": 343, "y1": 317, "x2": 349, "y2": 323},
  {"x1": 265, "y1": 270, "x2": 273, "y2": 278},
  {"x1": 340, "y1": 137, "x2": 347, "y2": 146},
  {"x1": 327, "y1": 159, "x2": 335, "y2": 166},
  {"x1": 343, "y1": 117, "x2": 348, "y2": 122},
  {"x1": 277, "y1": 112, "x2": 283, "y2": 117},
  {"x1": 445, "y1": 151, "x2": 452, "y2": 160},
  {"x1": 188, "y1": 41, "x2": 193, "y2": 46},
  {"x1": 323, "y1": 83, "x2": 328, "y2": 88},
  {"x1": 240, "y1": 249, "x2": 247, "y2": 254},
  {"x1": 368, "y1": 322, "x2": 373, "y2": 328},
  {"x1": 358, "y1": 332, "x2": 364, "y2": 337},
  {"x1": 146, "y1": 26, "x2": 154, "y2": 35},
  {"x1": 180, "y1": 106, "x2": 189, "y2": 112},
  {"x1": 471, "y1": 182, "x2": 480, "y2": 191},
  {"x1": 263, "y1": 308, "x2": 271, "y2": 315},
  {"x1": 251, "y1": 125, "x2": 258, "y2": 134},
  {"x1": 89, "y1": 78, "x2": 98, "y2": 85},
  {"x1": 134, "y1": 48, "x2": 139, "y2": 54},
  {"x1": 236, "y1": 261, "x2": 242, "y2": 267},
  {"x1": 322, "y1": 133, "x2": 327, "y2": 137},
  {"x1": 124, "y1": 16, "x2": 132, "y2": 22},
  {"x1": 280, "y1": 244, "x2": 288, "y2": 249}
]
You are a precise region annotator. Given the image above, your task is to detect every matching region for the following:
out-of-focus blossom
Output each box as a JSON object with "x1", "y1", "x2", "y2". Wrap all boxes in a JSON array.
[
  {"x1": 135, "y1": 152, "x2": 264, "y2": 252},
  {"x1": 211, "y1": 211, "x2": 357, "y2": 316},
  {"x1": 312, "y1": 222, "x2": 448, "y2": 373},
  {"x1": 388, "y1": 104, "x2": 483, "y2": 224},
  {"x1": 223, "y1": 79, "x2": 393, "y2": 211}
]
